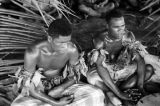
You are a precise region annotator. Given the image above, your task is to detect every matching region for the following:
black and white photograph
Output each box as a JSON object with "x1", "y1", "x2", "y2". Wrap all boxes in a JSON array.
[{"x1": 0, "y1": 0, "x2": 160, "y2": 106}]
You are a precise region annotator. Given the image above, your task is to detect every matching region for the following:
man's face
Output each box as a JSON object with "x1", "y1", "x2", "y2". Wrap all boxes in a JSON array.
[{"x1": 108, "y1": 17, "x2": 125, "y2": 39}]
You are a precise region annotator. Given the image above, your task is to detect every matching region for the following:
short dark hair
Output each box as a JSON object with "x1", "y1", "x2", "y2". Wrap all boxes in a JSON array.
[
  {"x1": 48, "y1": 19, "x2": 72, "y2": 38},
  {"x1": 105, "y1": 9, "x2": 123, "y2": 23}
]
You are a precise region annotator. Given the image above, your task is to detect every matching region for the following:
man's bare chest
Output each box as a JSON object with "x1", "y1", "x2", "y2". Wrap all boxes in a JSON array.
[
  {"x1": 104, "y1": 40, "x2": 123, "y2": 54},
  {"x1": 37, "y1": 49, "x2": 69, "y2": 69}
]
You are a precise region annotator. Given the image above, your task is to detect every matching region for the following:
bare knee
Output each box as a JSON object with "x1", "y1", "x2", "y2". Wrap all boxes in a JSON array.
[
  {"x1": 145, "y1": 64, "x2": 154, "y2": 81},
  {"x1": 93, "y1": 88, "x2": 105, "y2": 98},
  {"x1": 146, "y1": 64, "x2": 154, "y2": 73}
]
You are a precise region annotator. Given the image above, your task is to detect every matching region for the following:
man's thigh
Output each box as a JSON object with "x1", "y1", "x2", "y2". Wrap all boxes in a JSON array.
[
  {"x1": 11, "y1": 94, "x2": 51, "y2": 106},
  {"x1": 86, "y1": 68, "x2": 103, "y2": 85},
  {"x1": 63, "y1": 83, "x2": 105, "y2": 106}
]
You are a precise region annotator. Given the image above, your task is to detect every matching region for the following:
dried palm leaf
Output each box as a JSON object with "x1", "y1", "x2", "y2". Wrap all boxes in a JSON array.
[
  {"x1": 0, "y1": 23, "x2": 45, "y2": 33},
  {"x1": 144, "y1": 15, "x2": 160, "y2": 29},
  {"x1": 142, "y1": 23, "x2": 160, "y2": 40},
  {"x1": 0, "y1": 31, "x2": 42, "y2": 39},
  {"x1": 0, "y1": 8, "x2": 42, "y2": 20},
  {"x1": 0, "y1": 66, "x2": 22, "y2": 73},
  {"x1": 0, "y1": 60, "x2": 24, "y2": 66},
  {"x1": 0, "y1": 51, "x2": 23, "y2": 55},
  {"x1": 0, "y1": 17, "x2": 45, "y2": 29},
  {"x1": 140, "y1": 0, "x2": 159, "y2": 11},
  {"x1": 11, "y1": 0, "x2": 37, "y2": 15},
  {"x1": 0, "y1": 96, "x2": 11, "y2": 105},
  {"x1": 0, "y1": 46, "x2": 27, "y2": 51},
  {"x1": 31, "y1": 0, "x2": 49, "y2": 26},
  {"x1": 16, "y1": 0, "x2": 79, "y2": 24},
  {"x1": 16, "y1": 0, "x2": 55, "y2": 21},
  {"x1": 0, "y1": 28, "x2": 44, "y2": 36},
  {"x1": 0, "y1": 37, "x2": 33, "y2": 43},
  {"x1": 0, "y1": 34, "x2": 34, "y2": 42},
  {"x1": 0, "y1": 93, "x2": 6, "y2": 97},
  {"x1": 0, "y1": 43, "x2": 28, "y2": 46},
  {"x1": 0, "y1": 40, "x2": 32, "y2": 45},
  {"x1": 148, "y1": 8, "x2": 160, "y2": 17}
]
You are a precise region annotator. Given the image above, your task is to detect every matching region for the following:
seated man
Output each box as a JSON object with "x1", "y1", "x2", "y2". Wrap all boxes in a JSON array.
[
  {"x1": 11, "y1": 19, "x2": 105, "y2": 106},
  {"x1": 86, "y1": 9, "x2": 155, "y2": 106},
  {"x1": 78, "y1": 0, "x2": 116, "y2": 17}
]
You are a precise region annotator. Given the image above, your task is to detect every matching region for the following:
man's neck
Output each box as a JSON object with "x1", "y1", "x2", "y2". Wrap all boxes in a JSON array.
[
  {"x1": 107, "y1": 33, "x2": 121, "y2": 41},
  {"x1": 49, "y1": 40, "x2": 69, "y2": 52}
]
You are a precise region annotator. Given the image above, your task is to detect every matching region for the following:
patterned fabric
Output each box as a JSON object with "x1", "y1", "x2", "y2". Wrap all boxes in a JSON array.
[
  {"x1": 87, "y1": 64, "x2": 137, "y2": 85},
  {"x1": 11, "y1": 65, "x2": 105, "y2": 106},
  {"x1": 64, "y1": 84, "x2": 105, "y2": 106},
  {"x1": 41, "y1": 75, "x2": 65, "y2": 92},
  {"x1": 137, "y1": 93, "x2": 160, "y2": 106},
  {"x1": 87, "y1": 48, "x2": 137, "y2": 83},
  {"x1": 11, "y1": 83, "x2": 105, "y2": 106},
  {"x1": 86, "y1": 30, "x2": 138, "y2": 84}
]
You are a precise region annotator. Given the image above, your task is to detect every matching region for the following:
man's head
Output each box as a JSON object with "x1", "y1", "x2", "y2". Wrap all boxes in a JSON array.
[
  {"x1": 48, "y1": 19, "x2": 72, "y2": 43},
  {"x1": 106, "y1": 9, "x2": 125, "y2": 40}
]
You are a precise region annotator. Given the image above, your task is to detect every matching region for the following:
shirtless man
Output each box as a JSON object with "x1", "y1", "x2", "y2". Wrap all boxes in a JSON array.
[
  {"x1": 11, "y1": 19, "x2": 105, "y2": 106},
  {"x1": 86, "y1": 9, "x2": 154, "y2": 106}
]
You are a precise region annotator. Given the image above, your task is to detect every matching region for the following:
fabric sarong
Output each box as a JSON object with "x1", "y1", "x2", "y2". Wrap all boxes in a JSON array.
[
  {"x1": 11, "y1": 84, "x2": 105, "y2": 106},
  {"x1": 87, "y1": 64, "x2": 137, "y2": 85},
  {"x1": 11, "y1": 69, "x2": 105, "y2": 106},
  {"x1": 137, "y1": 93, "x2": 160, "y2": 106}
]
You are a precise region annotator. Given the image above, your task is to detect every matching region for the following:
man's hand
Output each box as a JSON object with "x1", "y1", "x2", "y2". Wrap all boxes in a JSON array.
[
  {"x1": 138, "y1": 85, "x2": 148, "y2": 96},
  {"x1": 119, "y1": 92, "x2": 133, "y2": 101},
  {"x1": 58, "y1": 95, "x2": 74, "y2": 106},
  {"x1": 95, "y1": 53, "x2": 105, "y2": 66}
]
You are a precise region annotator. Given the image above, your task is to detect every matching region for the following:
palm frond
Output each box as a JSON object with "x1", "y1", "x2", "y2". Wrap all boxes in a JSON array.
[
  {"x1": 0, "y1": 8, "x2": 42, "y2": 20},
  {"x1": 144, "y1": 16, "x2": 160, "y2": 29},
  {"x1": 31, "y1": 0, "x2": 49, "y2": 26},
  {"x1": 148, "y1": 8, "x2": 160, "y2": 17},
  {"x1": 10, "y1": 0, "x2": 37, "y2": 15},
  {"x1": 142, "y1": 23, "x2": 160, "y2": 40},
  {"x1": 140, "y1": 0, "x2": 159, "y2": 11}
]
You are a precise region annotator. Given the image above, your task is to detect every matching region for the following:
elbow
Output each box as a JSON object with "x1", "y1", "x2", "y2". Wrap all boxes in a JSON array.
[{"x1": 134, "y1": 52, "x2": 144, "y2": 62}]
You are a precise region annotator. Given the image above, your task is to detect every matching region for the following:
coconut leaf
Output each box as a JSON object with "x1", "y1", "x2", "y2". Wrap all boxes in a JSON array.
[
  {"x1": 31, "y1": 0, "x2": 49, "y2": 26},
  {"x1": 142, "y1": 23, "x2": 160, "y2": 40},
  {"x1": 140, "y1": 0, "x2": 159, "y2": 11},
  {"x1": 10, "y1": 0, "x2": 37, "y2": 15},
  {"x1": 148, "y1": 8, "x2": 160, "y2": 17},
  {"x1": 0, "y1": 8, "x2": 42, "y2": 20},
  {"x1": 0, "y1": 60, "x2": 24, "y2": 66}
]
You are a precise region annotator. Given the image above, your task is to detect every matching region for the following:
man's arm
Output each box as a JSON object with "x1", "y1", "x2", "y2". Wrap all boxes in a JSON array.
[
  {"x1": 24, "y1": 47, "x2": 68, "y2": 106},
  {"x1": 96, "y1": 54, "x2": 131, "y2": 100},
  {"x1": 24, "y1": 46, "x2": 39, "y2": 72},
  {"x1": 68, "y1": 45, "x2": 80, "y2": 82},
  {"x1": 132, "y1": 51, "x2": 145, "y2": 90},
  {"x1": 49, "y1": 44, "x2": 79, "y2": 97}
]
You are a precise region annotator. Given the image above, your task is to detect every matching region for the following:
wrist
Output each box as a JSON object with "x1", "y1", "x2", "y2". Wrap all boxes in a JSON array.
[{"x1": 96, "y1": 63, "x2": 104, "y2": 68}]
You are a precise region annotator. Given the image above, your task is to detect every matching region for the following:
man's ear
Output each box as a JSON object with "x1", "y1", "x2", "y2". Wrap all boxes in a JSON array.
[{"x1": 48, "y1": 36, "x2": 52, "y2": 42}]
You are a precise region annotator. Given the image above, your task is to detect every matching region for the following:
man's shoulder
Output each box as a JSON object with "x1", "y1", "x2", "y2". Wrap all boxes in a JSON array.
[
  {"x1": 26, "y1": 39, "x2": 48, "y2": 53},
  {"x1": 67, "y1": 42, "x2": 78, "y2": 54}
]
